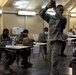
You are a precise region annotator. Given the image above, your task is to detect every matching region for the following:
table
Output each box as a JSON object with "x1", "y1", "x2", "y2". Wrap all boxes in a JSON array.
[
  {"x1": 33, "y1": 42, "x2": 47, "y2": 45},
  {"x1": 70, "y1": 35, "x2": 76, "y2": 38},
  {"x1": 67, "y1": 38, "x2": 76, "y2": 41},
  {"x1": 0, "y1": 44, "x2": 30, "y2": 68}
]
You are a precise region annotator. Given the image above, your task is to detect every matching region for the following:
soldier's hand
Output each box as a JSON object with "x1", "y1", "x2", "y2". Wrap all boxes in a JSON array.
[
  {"x1": 51, "y1": 0, "x2": 56, "y2": 7},
  {"x1": 46, "y1": 0, "x2": 56, "y2": 9},
  {"x1": 46, "y1": 2, "x2": 52, "y2": 9}
]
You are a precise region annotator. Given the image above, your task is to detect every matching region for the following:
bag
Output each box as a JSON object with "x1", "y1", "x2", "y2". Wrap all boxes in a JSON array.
[{"x1": 22, "y1": 38, "x2": 34, "y2": 46}]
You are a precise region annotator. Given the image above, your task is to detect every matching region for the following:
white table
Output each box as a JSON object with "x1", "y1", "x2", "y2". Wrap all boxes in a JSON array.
[
  {"x1": 1, "y1": 45, "x2": 30, "y2": 68},
  {"x1": 67, "y1": 38, "x2": 76, "y2": 41},
  {"x1": 33, "y1": 42, "x2": 47, "y2": 45},
  {"x1": 5, "y1": 45, "x2": 29, "y2": 49},
  {"x1": 70, "y1": 35, "x2": 76, "y2": 38}
]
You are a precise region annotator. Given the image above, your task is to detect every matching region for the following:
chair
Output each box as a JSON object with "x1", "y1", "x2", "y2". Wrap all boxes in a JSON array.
[{"x1": 32, "y1": 34, "x2": 47, "y2": 59}]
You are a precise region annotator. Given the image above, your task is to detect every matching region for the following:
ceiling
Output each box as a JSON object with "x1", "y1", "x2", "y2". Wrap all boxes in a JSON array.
[{"x1": 0, "y1": 0, "x2": 76, "y2": 12}]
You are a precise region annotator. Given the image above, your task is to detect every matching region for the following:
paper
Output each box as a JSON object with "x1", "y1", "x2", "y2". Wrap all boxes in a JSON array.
[
  {"x1": 12, "y1": 27, "x2": 23, "y2": 35},
  {"x1": 33, "y1": 45, "x2": 40, "y2": 54}
]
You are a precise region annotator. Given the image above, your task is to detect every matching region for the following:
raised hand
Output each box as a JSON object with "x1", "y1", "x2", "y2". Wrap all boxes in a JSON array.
[
  {"x1": 46, "y1": 1, "x2": 53, "y2": 8},
  {"x1": 46, "y1": 0, "x2": 56, "y2": 9},
  {"x1": 49, "y1": 0, "x2": 56, "y2": 7}
]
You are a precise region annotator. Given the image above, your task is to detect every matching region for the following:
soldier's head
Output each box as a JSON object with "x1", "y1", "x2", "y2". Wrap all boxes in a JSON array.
[
  {"x1": 57, "y1": 5, "x2": 64, "y2": 14},
  {"x1": 3, "y1": 28, "x2": 9, "y2": 37},
  {"x1": 43, "y1": 27, "x2": 48, "y2": 34},
  {"x1": 22, "y1": 29, "x2": 29, "y2": 37}
]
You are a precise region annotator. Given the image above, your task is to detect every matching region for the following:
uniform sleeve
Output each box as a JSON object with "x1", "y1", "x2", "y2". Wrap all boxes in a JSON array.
[
  {"x1": 53, "y1": 7, "x2": 62, "y2": 19},
  {"x1": 39, "y1": 8, "x2": 51, "y2": 23},
  {"x1": 38, "y1": 33, "x2": 45, "y2": 42},
  {"x1": 0, "y1": 36, "x2": 5, "y2": 46},
  {"x1": 15, "y1": 35, "x2": 22, "y2": 44}
]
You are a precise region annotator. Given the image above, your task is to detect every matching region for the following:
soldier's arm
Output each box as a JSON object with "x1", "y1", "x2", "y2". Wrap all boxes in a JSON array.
[
  {"x1": 39, "y1": 2, "x2": 53, "y2": 23},
  {"x1": 0, "y1": 35, "x2": 6, "y2": 46},
  {"x1": 15, "y1": 35, "x2": 22, "y2": 44}
]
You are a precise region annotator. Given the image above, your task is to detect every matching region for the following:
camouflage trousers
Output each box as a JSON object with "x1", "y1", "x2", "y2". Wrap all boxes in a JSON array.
[{"x1": 47, "y1": 41, "x2": 62, "y2": 75}]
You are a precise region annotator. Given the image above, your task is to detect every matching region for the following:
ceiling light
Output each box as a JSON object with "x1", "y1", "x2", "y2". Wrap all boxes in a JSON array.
[
  {"x1": 0, "y1": 9, "x2": 2, "y2": 14},
  {"x1": 13, "y1": 1, "x2": 29, "y2": 9},
  {"x1": 47, "y1": 9, "x2": 54, "y2": 12},
  {"x1": 18, "y1": 11, "x2": 36, "y2": 16},
  {"x1": 47, "y1": 12, "x2": 56, "y2": 15},
  {"x1": 70, "y1": 14, "x2": 76, "y2": 17}
]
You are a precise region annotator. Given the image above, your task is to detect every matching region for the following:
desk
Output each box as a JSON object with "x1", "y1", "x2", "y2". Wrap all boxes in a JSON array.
[
  {"x1": 33, "y1": 42, "x2": 47, "y2": 45},
  {"x1": 67, "y1": 38, "x2": 76, "y2": 41},
  {"x1": 5, "y1": 45, "x2": 29, "y2": 50},
  {"x1": 70, "y1": 35, "x2": 76, "y2": 38},
  {"x1": 0, "y1": 44, "x2": 30, "y2": 68}
]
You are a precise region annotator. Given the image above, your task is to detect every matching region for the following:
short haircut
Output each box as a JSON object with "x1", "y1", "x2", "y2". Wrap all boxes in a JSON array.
[
  {"x1": 23, "y1": 29, "x2": 29, "y2": 33},
  {"x1": 3, "y1": 28, "x2": 9, "y2": 32},
  {"x1": 44, "y1": 27, "x2": 48, "y2": 30},
  {"x1": 57, "y1": 5, "x2": 63, "y2": 8},
  {"x1": 70, "y1": 29, "x2": 72, "y2": 31}
]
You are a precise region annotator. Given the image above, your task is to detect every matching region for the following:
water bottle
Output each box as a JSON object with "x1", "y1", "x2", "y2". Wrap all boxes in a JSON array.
[{"x1": 12, "y1": 39, "x2": 15, "y2": 47}]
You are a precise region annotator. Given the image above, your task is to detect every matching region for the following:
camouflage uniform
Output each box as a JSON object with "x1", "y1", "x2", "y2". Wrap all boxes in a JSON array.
[
  {"x1": 15, "y1": 34, "x2": 32, "y2": 65},
  {"x1": 39, "y1": 6, "x2": 67, "y2": 75},
  {"x1": 38, "y1": 32, "x2": 48, "y2": 42},
  {"x1": 0, "y1": 34, "x2": 16, "y2": 67},
  {"x1": 38, "y1": 32, "x2": 48, "y2": 55}
]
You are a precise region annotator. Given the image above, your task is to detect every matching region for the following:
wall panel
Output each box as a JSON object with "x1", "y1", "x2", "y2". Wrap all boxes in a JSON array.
[{"x1": 3, "y1": 14, "x2": 25, "y2": 35}]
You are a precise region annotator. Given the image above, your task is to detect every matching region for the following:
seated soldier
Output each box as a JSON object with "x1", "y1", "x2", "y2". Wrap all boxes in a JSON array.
[
  {"x1": 38, "y1": 27, "x2": 48, "y2": 56},
  {"x1": 15, "y1": 29, "x2": 33, "y2": 68},
  {"x1": 0, "y1": 28, "x2": 16, "y2": 74}
]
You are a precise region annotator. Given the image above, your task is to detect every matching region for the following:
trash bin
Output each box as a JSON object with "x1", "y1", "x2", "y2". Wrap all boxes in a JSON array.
[{"x1": 69, "y1": 59, "x2": 76, "y2": 75}]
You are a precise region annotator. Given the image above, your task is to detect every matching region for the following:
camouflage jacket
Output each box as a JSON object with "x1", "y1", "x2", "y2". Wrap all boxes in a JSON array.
[
  {"x1": 38, "y1": 32, "x2": 48, "y2": 42},
  {"x1": 15, "y1": 34, "x2": 34, "y2": 46},
  {"x1": 0, "y1": 34, "x2": 11, "y2": 46},
  {"x1": 39, "y1": 7, "x2": 67, "y2": 41},
  {"x1": 15, "y1": 34, "x2": 24, "y2": 44}
]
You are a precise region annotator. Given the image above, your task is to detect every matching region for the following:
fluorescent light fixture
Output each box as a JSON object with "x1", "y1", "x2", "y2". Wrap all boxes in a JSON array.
[
  {"x1": 70, "y1": 14, "x2": 76, "y2": 17},
  {"x1": 47, "y1": 12, "x2": 55, "y2": 15},
  {"x1": 0, "y1": 9, "x2": 2, "y2": 14},
  {"x1": 18, "y1": 11, "x2": 36, "y2": 16},
  {"x1": 15, "y1": 5, "x2": 27, "y2": 9},
  {"x1": 13, "y1": 1, "x2": 29, "y2": 9},
  {"x1": 47, "y1": 8, "x2": 54, "y2": 12},
  {"x1": 42, "y1": 5, "x2": 54, "y2": 11}
]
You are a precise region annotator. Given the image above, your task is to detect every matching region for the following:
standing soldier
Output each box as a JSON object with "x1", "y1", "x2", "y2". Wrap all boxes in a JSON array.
[{"x1": 39, "y1": 0, "x2": 67, "y2": 75}]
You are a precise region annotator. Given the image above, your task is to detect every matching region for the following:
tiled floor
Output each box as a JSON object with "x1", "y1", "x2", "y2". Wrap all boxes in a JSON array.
[{"x1": 0, "y1": 47, "x2": 74, "y2": 75}]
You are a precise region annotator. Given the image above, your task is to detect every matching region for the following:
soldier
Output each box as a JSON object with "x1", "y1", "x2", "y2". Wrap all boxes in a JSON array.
[
  {"x1": 0, "y1": 28, "x2": 16, "y2": 74},
  {"x1": 15, "y1": 29, "x2": 33, "y2": 68},
  {"x1": 38, "y1": 27, "x2": 48, "y2": 56},
  {"x1": 39, "y1": 0, "x2": 67, "y2": 75}
]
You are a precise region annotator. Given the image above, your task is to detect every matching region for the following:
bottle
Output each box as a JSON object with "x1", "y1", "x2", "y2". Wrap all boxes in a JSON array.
[{"x1": 12, "y1": 39, "x2": 15, "y2": 47}]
